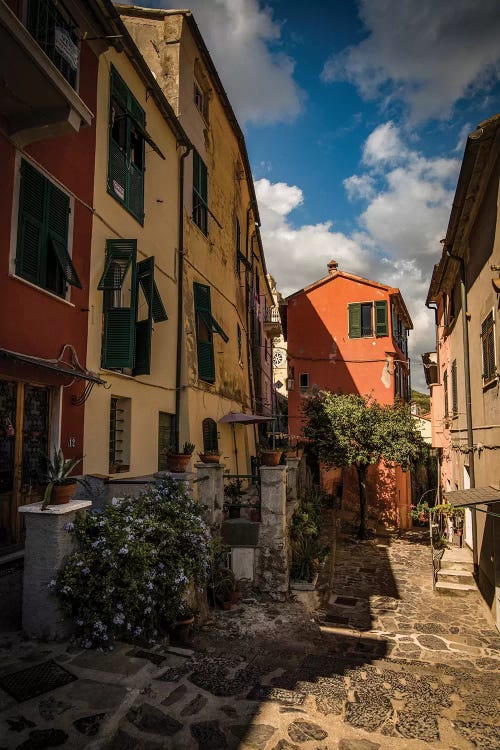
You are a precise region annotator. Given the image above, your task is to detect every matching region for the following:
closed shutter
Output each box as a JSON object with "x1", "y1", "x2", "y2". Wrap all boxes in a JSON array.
[
  {"x1": 451, "y1": 360, "x2": 458, "y2": 416},
  {"x1": 481, "y1": 312, "x2": 495, "y2": 381},
  {"x1": 348, "y1": 303, "x2": 361, "y2": 338},
  {"x1": 16, "y1": 160, "x2": 46, "y2": 285},
  {"x1": 202, "y1": 418, "x2": 218, "y2": 452},
  {"x1": 443, "y1": 370, "x2": 449, "y2": 418},
  {"x1": 101, "y1": 239, "x2": 137, "y2": 369},
  {"x1": 194, "y1": 282, "x2": 215, "y2": 382},
  {"x1": 375, "y1": 300, "x2": 388, "y2": 336}
]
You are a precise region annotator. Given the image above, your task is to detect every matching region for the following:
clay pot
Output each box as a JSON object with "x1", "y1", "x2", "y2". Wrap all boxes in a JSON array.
[
  {"x1": 50, "y1": 482, "x2": 76, "y2": 505},
  {"x1": 170, "y1": 616, "x2": 194, "y2": 645},
  {"x1": 229, "y1": 591, "x2": 241, "y2": 604},
  {"x1": 260, "y1": 450, "x2": 283, "y2": 467},
  {"x1": 222, "y1": 601, "x2": 233, "y2": 611},
  {"x1": 166, "y1": 454, "x2": 191, "y2": 472},
  {"x1": 199, "y1": 453, "x2": 221, "y2": 464}
]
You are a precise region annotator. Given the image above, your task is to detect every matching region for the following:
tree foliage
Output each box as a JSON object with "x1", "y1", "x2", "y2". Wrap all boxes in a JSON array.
[{"x1": 303, "y1": 393, "x2": 426, "y2": 537}]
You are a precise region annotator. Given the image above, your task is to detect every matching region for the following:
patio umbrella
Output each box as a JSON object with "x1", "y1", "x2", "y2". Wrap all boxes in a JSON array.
[{"x1": 219, "y1": 412, "x2": 273, "y2": 474}]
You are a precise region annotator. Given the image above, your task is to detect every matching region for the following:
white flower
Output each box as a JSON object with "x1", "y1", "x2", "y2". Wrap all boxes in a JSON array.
[
  {"x1": 144, "y1": 606, "x2": 152, "y2": 614},
  {"x1": 113, "y1": 613, "x2": 125, "y2": 625},
  {"x1": 82, "y1": 567, "x2": 90, "y2": 575},
  {"x1": 146, "y1": 582, "x2": 154, "y2": 590},
  {"x1": 83, "y1": 640, "x2": 92, "y2": 649},
  {"x1": 118, "y1": 546, "x2": 129, "y2": 555},
  {"x1": 116, "y1": 602, "x2": 123, "y2": 610},
  {"x1": 111, "y1": 498, "x2": 121, "y2": 506},
  {"x1": 63, "y1": 522, "x2": 74, "y2": 532},
  {"x1": 47, "y1": 579, "x2": 57, "y2": 589}
]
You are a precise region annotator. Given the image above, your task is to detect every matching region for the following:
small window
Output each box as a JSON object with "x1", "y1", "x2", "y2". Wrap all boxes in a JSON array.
[
  {"x1": 193, "y1": 150, "x2": 208, "y2": 235},
  {"x1": 443, "y1": 370, "x2": 449, "y2": 419},
  {"x1": 16, "y1": 160, "x2": 81, "y2": 297},
  {"x1": 481, "y1": 310, "x2": 496, "y2": 383},
  {"x1": 194, "y1": 80, "x2": 204, "y2": 114},
  {"x1": 299, "y1": 373, "x2": 309, "y2": 389},
  {"x1": 361, "y1": 303, "x2": 372, "y2": 337},
  {"x1": 109, "y1": 396, "x2": 131, "y2": 473},
  {"x1": 158, "y1": 412, "x2": 174, "y2": 471},
  {"x1": 202, "y1": 418, "x2": 218, "y2": 453},
  {"x1": 451, "y1": 359, "x2": 458, "y2": 417}
]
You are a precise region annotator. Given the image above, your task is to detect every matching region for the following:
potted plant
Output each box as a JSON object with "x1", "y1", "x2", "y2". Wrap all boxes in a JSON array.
[
  {"x1": 257, "y1": 438, "x2": 283, "y2": 467},
  {"x1": 198, "y1": 449, "x2": 222, "y2": 464},
  {"x1": 165, "y1": 442, "x2": 195, "y2": 473},
  {"x1": 250, "y1": 501, "x2": 261, "y2": 522},
  {"x1": 42, "y1": 449, "x2": 82, "y2": 509},
  {"x1": 224, "y1": 478, "x2": 243, "y2": 519},
  {"x1": 170, "y1": 604, "x2": 195, "y2": 645},
  {"x1": 212, "y1": 567, "x2": 237, "y2": 609}
]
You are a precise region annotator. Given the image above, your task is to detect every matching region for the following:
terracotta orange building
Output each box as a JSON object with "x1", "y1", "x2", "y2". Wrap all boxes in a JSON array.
[{"x1": 283, "y1": 260, "x2": 413, "y2": 529}]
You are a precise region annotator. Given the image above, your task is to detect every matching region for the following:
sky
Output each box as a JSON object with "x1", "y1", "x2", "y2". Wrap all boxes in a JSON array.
[{"x1": 126, "y1": 0, "x2": 500, "y2": 390}]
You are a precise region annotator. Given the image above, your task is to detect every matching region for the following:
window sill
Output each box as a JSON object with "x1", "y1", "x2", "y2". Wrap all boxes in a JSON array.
[
  {"x1": 482, "y1": 375, "x2": 499, "y2": 390},
  {"x1": 9, "y1": 273, "x2": 75, "y2": 307},
  {"x1": 189, "y1": 217, "x2": 210, "y2": 241}
]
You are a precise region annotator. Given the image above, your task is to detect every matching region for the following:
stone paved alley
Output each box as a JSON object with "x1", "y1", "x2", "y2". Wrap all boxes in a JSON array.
[{"x1": 0, "y1": 523, "x2": 499, "y2": 750}]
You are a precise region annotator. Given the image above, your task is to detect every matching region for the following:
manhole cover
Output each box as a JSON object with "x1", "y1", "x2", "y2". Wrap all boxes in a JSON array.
[
  {"x1": 0, "y1": 659, "x2": 76, "y2": 702},
  {"x1": 334, "y1": 596, "x2": 358, "y2": 606}
]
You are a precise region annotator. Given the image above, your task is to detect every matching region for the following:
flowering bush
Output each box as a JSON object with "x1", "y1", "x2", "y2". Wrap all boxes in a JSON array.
[
  {"x1": 54, "y1": 477, "x2": 211, "y2": 648},
  {"x1": 410, "y1": 500, "x2": 431, "y2": 524}
]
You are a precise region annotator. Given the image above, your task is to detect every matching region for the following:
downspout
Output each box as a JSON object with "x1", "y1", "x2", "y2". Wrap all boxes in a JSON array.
[
  {"x1": 446, "y1": 249, "x2": 478, "y2": 574},
  {"x1": 174, "y1": 144, "x2": 192, "y2": 452},
  {"x1": 427, "y1": 301, "x2": 442, "y2": 503}
]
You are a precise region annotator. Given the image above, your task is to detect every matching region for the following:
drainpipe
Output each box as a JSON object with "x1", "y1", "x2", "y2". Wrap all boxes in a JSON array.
[
  {"x1": 446, "y1": 249, "x2": 478, "y2": 574},
  {"x1": 427, "y1": 301, "x2": 442, "y2": 504},
  {"x1": 174, "y1": 144, "x2": 192, "y2": 453}
]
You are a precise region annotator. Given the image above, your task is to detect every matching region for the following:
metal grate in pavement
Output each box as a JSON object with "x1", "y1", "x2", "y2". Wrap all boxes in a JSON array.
[{"x1": 0, "y1": 659, "x2": 77, "y2": 702}]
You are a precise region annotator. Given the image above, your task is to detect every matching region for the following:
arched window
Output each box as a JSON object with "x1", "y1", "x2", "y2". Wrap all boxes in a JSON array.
[{"x1": 202, "y1": 418, "x2": 218, "y2": 452}]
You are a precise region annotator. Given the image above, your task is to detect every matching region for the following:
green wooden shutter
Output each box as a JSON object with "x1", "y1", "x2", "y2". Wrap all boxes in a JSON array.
[
  {"x1": 481, "y1": 312, "x2": 495, "y2": 380},
  {"x1": 348, "y1": 303, "x2": 361, "y2": 338},
  {"x1": 443, "y1": 370, "x2": 449, "y2": 418},
  {"x1": 194, "y1": 282, "x2": 215, "y2": 382},
  {"x1": 133, "y1": 257, "x2": 153, "y2": 376},
  {"x1": 375, "y1": 300, "x2": 388, "y2": 336},
  {"x1": 101, "y1": 239, "x2": 137, "y2": 369},
  {"x1": 16, "y1": 160, "x2": 46, "y2": 285},
  {"x1": 47, "y1": 182, "x2": 81, "y2": 288},
  {"x1": 451, "y1": 360, "x2": 458, "y2": 416}
]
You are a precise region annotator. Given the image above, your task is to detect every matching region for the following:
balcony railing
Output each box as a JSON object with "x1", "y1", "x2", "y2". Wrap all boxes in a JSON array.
[
  {"x1": 27, "y1": 0, "x2": 79, "y2": 88},
  {"x1": 264, "y1": 308, "x2": 281, "y2": 324}
]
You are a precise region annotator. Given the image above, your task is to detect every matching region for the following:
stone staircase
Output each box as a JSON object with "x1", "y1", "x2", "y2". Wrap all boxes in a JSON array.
[{"x1": 435, "y1": 546, "x2": 478, "y2": 596}]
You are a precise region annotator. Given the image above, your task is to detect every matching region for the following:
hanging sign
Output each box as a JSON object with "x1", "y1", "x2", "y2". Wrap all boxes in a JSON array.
[{"x1": 55, "y1": 27, "x2": 79, "y2": 71}]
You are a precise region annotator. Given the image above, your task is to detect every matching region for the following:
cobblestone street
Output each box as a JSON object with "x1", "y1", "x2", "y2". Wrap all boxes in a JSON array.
[{"x1": 0, "y1": 523, "x2": 498, "y2": 750}]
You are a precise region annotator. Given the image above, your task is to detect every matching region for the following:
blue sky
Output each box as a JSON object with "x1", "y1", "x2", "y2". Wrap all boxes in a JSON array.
[{"x1": 126, "y1": 1, "x2": 500, "y2": 388}]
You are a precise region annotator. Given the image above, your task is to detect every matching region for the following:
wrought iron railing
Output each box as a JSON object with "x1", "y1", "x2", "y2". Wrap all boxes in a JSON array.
[{"x1": 27, "y1": 0, "x2": 79, "y2": 88}]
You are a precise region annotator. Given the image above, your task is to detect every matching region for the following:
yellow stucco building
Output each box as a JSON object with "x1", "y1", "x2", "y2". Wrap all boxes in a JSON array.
[
  {"x1": 119, "y1": 6, "x2": 275, "y2": 476},
  {"x1": 84, "y1": 16, "x2": 190, "y2": 478}
]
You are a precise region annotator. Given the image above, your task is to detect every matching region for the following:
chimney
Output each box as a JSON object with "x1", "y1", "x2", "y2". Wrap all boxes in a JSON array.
[{"x1": 327, "y1": 259, "x2": 338, "y2": 274}]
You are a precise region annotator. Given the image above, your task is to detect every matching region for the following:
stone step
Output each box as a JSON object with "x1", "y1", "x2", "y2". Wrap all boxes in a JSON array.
[
  {"x1": 440, "y1": 559, "x2": 475, "y2": 572},
  {"x1": 437, "y1": 569, "x2": 475, "y2": 585},
  {"x1": 439, "y1": 547, "x2": 474, "y2": 573},
  {"x1": 435, "y1": 581, "x2": 478, "y2": 596}
]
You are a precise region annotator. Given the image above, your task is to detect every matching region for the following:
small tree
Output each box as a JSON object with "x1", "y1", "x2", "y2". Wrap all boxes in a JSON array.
[{"x1": 303, "y1": 392, "x2": 426, "y2": 539}]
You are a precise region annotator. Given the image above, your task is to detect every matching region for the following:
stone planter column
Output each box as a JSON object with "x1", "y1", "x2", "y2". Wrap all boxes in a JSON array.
[
  {"x1": 256, "y1": 465, "x2": 289, "y2": 598},
  {"x1": 195, "y1": 463, "x2": 225, "y2": 526},
  {"x1": 18, "y1": 500, "x2": 91, "y2": 640}
]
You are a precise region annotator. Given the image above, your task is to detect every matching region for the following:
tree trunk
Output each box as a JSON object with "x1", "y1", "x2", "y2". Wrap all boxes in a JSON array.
[{"x1": 357, "y1": 463, "x2": 369, "y2": 539}]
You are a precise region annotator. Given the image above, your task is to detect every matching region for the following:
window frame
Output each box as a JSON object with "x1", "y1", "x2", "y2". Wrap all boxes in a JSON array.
[
  {"x1": 481, "y1": 309, "x2": 497, "y2": 384},
  {"x1": 13, "y1": 158, "x2": 79, "y2": 300},
  {"x1": 451, "y1": 359, "x2": 458, "y2": 418},
  {"x1": 299, "y1": 373, "x2": 309, "y2": 389},
  {"x1": 192, "y1": 149, "x2": 209, "y2": 235}
]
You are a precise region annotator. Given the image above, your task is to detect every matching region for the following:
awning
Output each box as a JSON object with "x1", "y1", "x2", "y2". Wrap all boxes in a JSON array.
[
  {"x1": 219, "y1": 412, "x2": 273, "y2": 424},
  {"x1": 444, "y1": 487, "x2": 500, "y2": 507},
  {"x1": 0, "y1": 347, "x2": 105, "y2": 384}
]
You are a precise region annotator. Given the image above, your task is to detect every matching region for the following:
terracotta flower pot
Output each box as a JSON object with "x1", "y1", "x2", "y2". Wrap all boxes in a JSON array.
[
  {"x1": 166, "y1": 454, "x2": 191, "y2": 472},
  {"x1": 199, "y1": 453, "x2": 221, "y2": 464},
  {"x1": 222, "y1": 600, "x2": 233, "y2": 611},
  {"x1": 229, "y1": 591, "x2": 241, "y2": 604},
  {"x1": 50, "y1": 482, "x2": 77, "y2": 505},
  {"x1": 260, "y1": 450, "x2": 283, "y2": 467},
  {"x1": 170, "y1": 616, "x2": 194, "y2": 645}
]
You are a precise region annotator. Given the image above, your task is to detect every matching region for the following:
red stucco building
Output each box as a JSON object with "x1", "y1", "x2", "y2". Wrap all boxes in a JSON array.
[
  {"x1": 283, "y1": 260, "x2": 413, "y2": 529},
  {"x1": 0, "y1": 0, "x2": 115, "y2": 554}
]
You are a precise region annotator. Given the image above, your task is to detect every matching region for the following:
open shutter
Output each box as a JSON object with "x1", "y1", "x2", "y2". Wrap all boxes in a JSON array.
[
  {"x1": 101, "y1": 240, "x2": 137, "y2": 369},
  {"x1": 16, "y1": 160, "x2": 46, "y2": 285},
  {"x1": 481, "y1": 312, "x2": 495, "y2": 381},
  {"x1": 133, "y1": 257, "x2": 153, "y2": 376},
  {"x1": 348, "y1": 303, "x2": 361, "y2": 338},
  {"x1": 47, "y1": 182, "x2": 81, "y2": 288},
  {"x1": 375, "y1": 300, "x2": 388, "y2": 336},
  {"x1": 194, "y1": 282, "x2": 215, "y2": 382},
  {"x1": 451, "y1": 360, "x2": 458, "y2": 416}
]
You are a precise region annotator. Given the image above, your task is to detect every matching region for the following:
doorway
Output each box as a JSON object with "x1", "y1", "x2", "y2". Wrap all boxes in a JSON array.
[{"x1": 0, "y1": 380, "x2": 51, "y2": 555}]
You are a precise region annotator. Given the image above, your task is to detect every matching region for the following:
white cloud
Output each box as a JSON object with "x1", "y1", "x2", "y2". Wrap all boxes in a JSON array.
[
  {"x1": 157, "y1": 0, "x2": 302, "y2": 125},
  {"x1": 362, "y1": 121, "x2": 409, "y2": 167},
  {"x1": 257, "y1": 123, "x2": 461, "y2": 389},
  {"x1": 322, "y1": 0, "x2": 500, "y2": 123}
]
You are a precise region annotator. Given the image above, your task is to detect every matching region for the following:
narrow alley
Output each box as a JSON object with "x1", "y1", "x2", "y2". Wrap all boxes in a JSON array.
[{"x1": 1, "y1": 516, "x2": 498, "y2": 750}]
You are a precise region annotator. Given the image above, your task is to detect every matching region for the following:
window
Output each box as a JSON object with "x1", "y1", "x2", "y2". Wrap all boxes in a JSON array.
[
  {"x1": 481, "y1": 310, "x2": 496, "y2": 383},
  {"x1": 109, "y1": 396, "x2": 131, "y2": 473},
  {"x1": 98, "y1": 241, "x2": 167, "y2": 373},
  {"x1": 194, "y1": 282, "x2": 228, "y2": 383},
  {"x1": 27, "y1": 0, "x2": 79, "y2": 88},
  {"x1": 348, "y1": 301, "x2": 388, "y2": 338},
  {"x1": 194, "y1": 80, "x2": 204, "y2": 115},
  {"x1": 16, "y1": 160, "x2": 81, "y2": 297},
  {"x1": 237, "y1": 323, "x2": 242, "y2": 364},
  {"x1": 193, "y1": 150, "x2": 208, "y2": 235},
  {"x1": 299, "y1": 373, "x2": 309, "y2": 389},
  {"x1": 451, "y1": 359, "x2": 458, "y2": 417},
  {"x1": 158, "y1": 412, "x2": 174, "y2": 471},
  {"x1": 265, "y1": 338, "x2": 268, "y2": 361},
  {"x1": 108, "y1": 67, "x2": 145, "y2": 223},
  {"x1": 443, "y1": 370, "x2": 449, "y2": 419},
  {"x1": 235, "y1": 218, "x2": 241, "y2": 273},
  {"x1": 202, "y1": 418, "x2": 218, "y2": 453}
]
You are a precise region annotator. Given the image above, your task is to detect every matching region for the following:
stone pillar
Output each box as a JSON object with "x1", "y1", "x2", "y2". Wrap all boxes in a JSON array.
[
  {"x1": 256, "y1": 465, "x2": 289, "y2": 598},
  {"x1": 286, "y1": 456, "x2": 300, "y2": 504},
  {"x1": 195, "y1": 463, "x2": 225, "y2": 526},
  {"x1": 19, "y1": 499, "x2": 91, "y2": 640}
]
